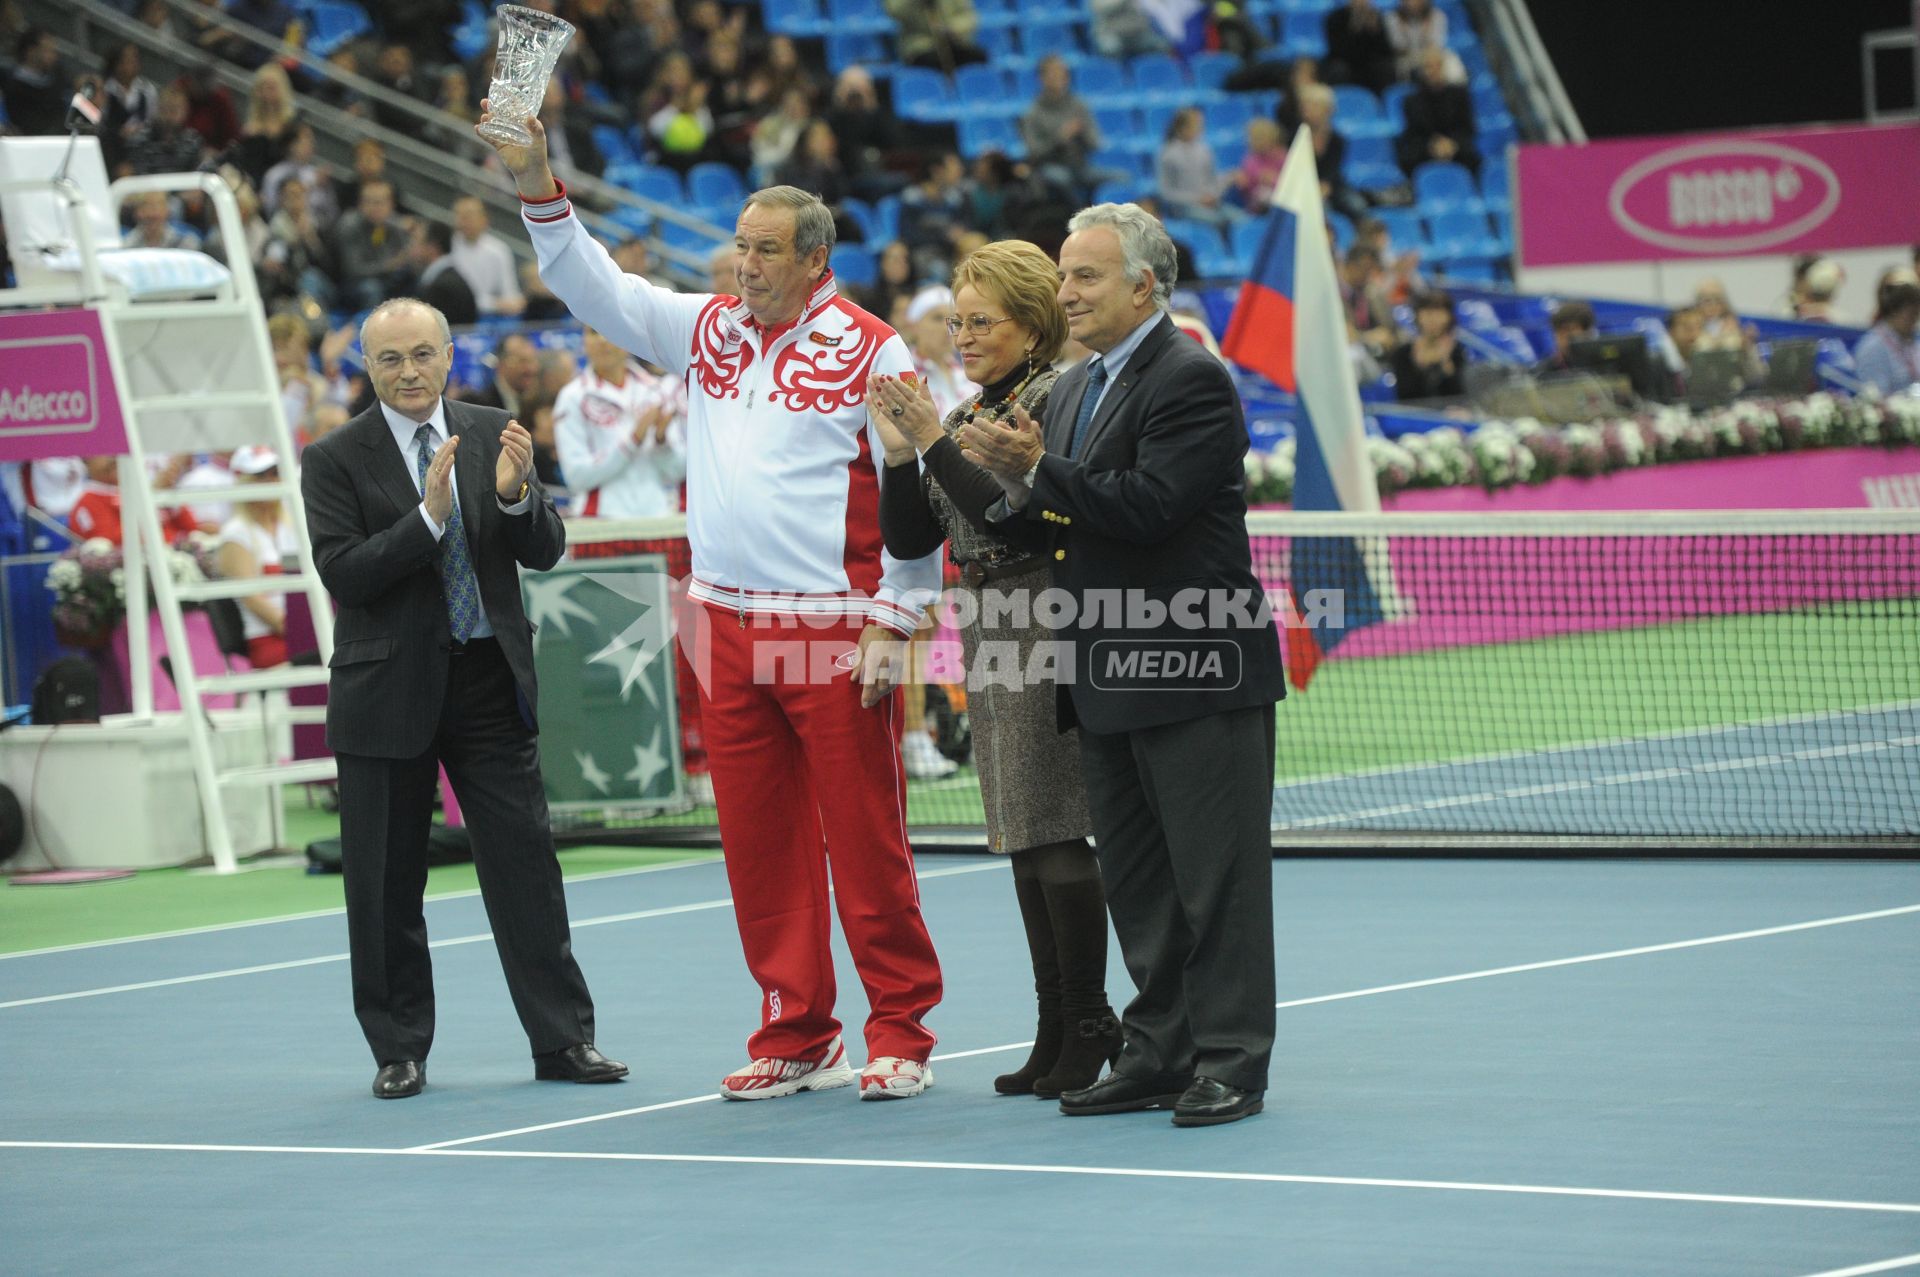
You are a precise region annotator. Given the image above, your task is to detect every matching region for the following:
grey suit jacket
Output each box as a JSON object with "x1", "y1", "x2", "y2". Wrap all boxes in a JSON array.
[{"x1": 300, "y1": 398, "x2": 565, "y2": 758}]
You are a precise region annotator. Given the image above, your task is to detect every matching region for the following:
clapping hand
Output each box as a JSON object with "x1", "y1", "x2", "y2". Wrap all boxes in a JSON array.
[
  {"x1": 424, "y1": 435, "x2": 459, "y2": 525},
  {"x1": 496, "y1": 420, "x2": 534, "y2": 500},
  {"x1": 867, "y1": 373, "x2": 941, "y2": 463},
  {"x1": 956, "y1": 401, "x2": 1045, "y2": 482}
]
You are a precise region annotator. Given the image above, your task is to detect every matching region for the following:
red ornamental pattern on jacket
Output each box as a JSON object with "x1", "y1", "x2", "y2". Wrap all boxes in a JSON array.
[
  {"x1": 772, "y1": 303, "x2": 891, "y2": 414},
  {"x1": 691, "y1": 296, "x2": 753, "y2": 399}
]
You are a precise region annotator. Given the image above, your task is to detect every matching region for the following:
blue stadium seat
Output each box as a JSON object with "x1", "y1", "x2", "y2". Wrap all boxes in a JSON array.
[
  {"x1": 1346, "y1": 132, "x2": 1394, "y2": 169},
  {"x1": 306, "y1": 1, "x2": 371, "y2": 57},
  {"x1": 762, "y1": 0, "x2": 830, "y2": 37},
  {"x1": 1093, "y1": 107, "x2": 1140, "y2": 144},
  {"x1": 619, "y1": 164, "x2": 685, "y2": 208},
  {"x1": 1190, "y1": 52, "x2": 1242, "y2": 91},
  {"x1": 825, "y1": 33, "x2": 889, "y2": 75},
  {"x1": 688, "y1": 162, "x2": 747, "y2": 217},
  {"x1": 1204, "y1": 95, "x2": 1257, "y2": 145},
  {"x1": 976, "y1": 26, "x2": 1021, "y2": 62},
  {"x1": 1438, "y1": 259, "x2": 1499, "y2": 285},
  {"x1": 1075, "y1": 57, "x2": 1130, "y2": 106},
  {"x1": 1232, "y1": 218, "x2": 1274, "y2": 265},
  {"x1": 592, "y1": 124, "x2": 637, "y2": 167},
  {"x1": 1426, "y1": 209, "x2": 1499, "y2": 258},
  {"x1": 827, "y1": 0, "x2": 892, "y2": 35},
  {"x1": 1332, "y1": 85, "x2": 1381, "y2": 123},
  {"x1": 1479, "y1": 161, "x2": 1511, "y2": 209},
  {"x1": 1161, "y1": 217, "x2": 1226, "y2": 257},
  {"x1": 830, "y1": 245, "x2": 877, "y2": 288},
  {"x1": 973, "y1": 0, "x2": 1020, "y2": 27},
  {"x1": 890, "y1": 67, "x2": 956, "y2": 122},
  {"x1": 1413, "y1": 161, "x2": 1482, "y2": 213},
  {"x1": 1283, "y1": 10, "x2": 1328, "y2": 56},
  {"x1": 1370, "y1": 207, "x2": 1429, "y2": 251},
  {"x1": 956, "y1": 64, "x2": 1011, "y2": 106},
  {"x1": 1021, "y1": 23, "x2": 1085, "y2": 61},
  {"x1": 1275, "y1": 0, "x2": 1339, "y2": 11},
  {"x1": 1489, "y1": 208, "x2": 1513, "y2": 249},
  {"x1": 840, "y1": 197, "x2": 878, "y2": 244},
  {"x1": 957, "y1": 115, "x2": 1023, "y2": 158},
  {"x1": 659, "y1": 221, "x2": 720, "y2": 255},
  {"x1": 451, "y1": 0, "x2": 492, "y2": 62},
  {"x1": 871, "y1": 195, "x2": 902, "y2": 243},
  {"x1": 1094, "y1": 178, "x2": 1148, "y2": 206},
  {"x1": 1194, "y1": 237, "x2": 1245, "y2": 281},
  {"x1": 1382, "y1": 83, "x2": 1414, "y2": 129},
  {"x1": 1327, "y1": 209, "x2": 1356, "y2": 250},
  {"x1": 1143, "y1": 103, "x2": 1182, "y2": 142},
  {"x1": 1128, "y1": 54, "x2": 1189, "y2": 105},
  {"x1": 607, "y1": 204, "x2": 653, "y2": 240},
  {"x1": 1011, "y1": 65, "x2": 1042, "y2": 99}
]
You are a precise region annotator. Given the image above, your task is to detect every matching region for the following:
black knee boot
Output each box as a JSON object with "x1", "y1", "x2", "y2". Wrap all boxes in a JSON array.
[
  {"x1": 994, "y1": 873, "x2": 1063, "y2": 1095},
  {"x1": 1032, "y1": 875, "x2": 1122, "y2": 1099}
]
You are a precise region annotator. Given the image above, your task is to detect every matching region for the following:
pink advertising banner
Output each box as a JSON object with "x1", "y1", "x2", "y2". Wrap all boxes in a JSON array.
[
  {"x1": 1515, "y1": 123, "x2": 1920, "y2": 267},
  {"x1": 0, "y1": 308, "x2": 127, "y2": 462}
]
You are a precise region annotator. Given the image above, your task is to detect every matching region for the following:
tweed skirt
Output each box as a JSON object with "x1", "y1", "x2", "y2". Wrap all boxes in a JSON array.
[{"x1": 958, "y1": 561, "x2": 1093, "y2": 854}]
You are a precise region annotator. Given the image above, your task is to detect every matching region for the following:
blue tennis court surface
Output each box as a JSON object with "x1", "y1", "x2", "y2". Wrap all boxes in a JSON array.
[
  {"x1": 4, "y1": 857, "x2": 1917, "y2": 1274},
  {"x1": 1273, "y1": 704, "x2": 1920, "y2": 837}
]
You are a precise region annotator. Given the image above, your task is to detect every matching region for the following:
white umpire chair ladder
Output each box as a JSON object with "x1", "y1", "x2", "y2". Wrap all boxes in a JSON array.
[{"x1": 0, "y1": 136, "x2": 336, "y2": 872}]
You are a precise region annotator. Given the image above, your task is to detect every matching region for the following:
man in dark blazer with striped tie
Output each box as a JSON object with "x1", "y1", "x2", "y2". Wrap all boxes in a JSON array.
[
  {"x1": 301, "y1": 297, "x2": 625, "y2": 1099},
  {"x1": 965, "y1": 205, "x2": 1286, "y2": 1127}
]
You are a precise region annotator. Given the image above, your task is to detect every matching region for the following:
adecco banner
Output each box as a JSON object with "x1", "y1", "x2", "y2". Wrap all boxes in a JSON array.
[
  {"x1": 1515, "y1": 122, "x2": 1920, "y2": 267},
  {"x1": 0, "y1": 308, "x2": 127, "y2": 461}
]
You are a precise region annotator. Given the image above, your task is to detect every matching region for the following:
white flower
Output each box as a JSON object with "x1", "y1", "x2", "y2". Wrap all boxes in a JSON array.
[
  {"x1": 170, "y1": 552, "x2": 204, "y2": 584},
  {"x1": 47, "y1": 559, "x2": 83, "y2": 590},
  {"x1": 1243, "y1": 452, "x2": 1264, "y2": 483},
  {"x1": 82, "y1": 537, "x2": 115, "y2": 556}
]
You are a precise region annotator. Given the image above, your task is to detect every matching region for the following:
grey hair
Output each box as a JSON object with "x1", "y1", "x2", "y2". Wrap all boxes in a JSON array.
[
  {"x1": 359, "y1": 297, "x2": 452, "y2": 352},
  {"x1": 741, "y1": 185, "x2": 837, "y2": 261},
  {"x1": 1066, "y1": 203, "x2": 1176, "y2": 308}
]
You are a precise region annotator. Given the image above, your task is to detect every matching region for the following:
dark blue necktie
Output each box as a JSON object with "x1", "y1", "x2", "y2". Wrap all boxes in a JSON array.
[
  {"x1": 415, "y1": 425, "x2": 481, "y2": 642},
  {"x1": 1067, "y1": 358, "x2": 1107, "y2": 460}
]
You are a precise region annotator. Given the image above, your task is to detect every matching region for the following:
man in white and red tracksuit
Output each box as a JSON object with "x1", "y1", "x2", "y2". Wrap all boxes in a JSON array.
[{"x1": 481, "y1": 108, "x2": 944, "y2": 1101}]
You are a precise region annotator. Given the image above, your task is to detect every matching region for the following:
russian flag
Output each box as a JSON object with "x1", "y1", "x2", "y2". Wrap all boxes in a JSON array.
[
  {"x1": 1221, "y1": 126, "x2": 1393, "y2": 691},
  {"x1": 1139, "y1": 0, "x2": 1209, "y2": 57}
]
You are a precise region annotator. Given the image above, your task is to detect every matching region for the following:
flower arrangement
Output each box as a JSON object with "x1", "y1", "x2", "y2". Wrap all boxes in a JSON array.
[
  {"x1": 1244, "y1": 393, "x2": 1920, "y2": 505},
  {"x1": 45, "y1": 535, "x2": 213, "y2": 649}
]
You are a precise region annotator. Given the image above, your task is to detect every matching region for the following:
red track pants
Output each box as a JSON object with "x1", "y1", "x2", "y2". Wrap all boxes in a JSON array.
[{"x1": 697, "y1": 604, "x2": 943, "y2": 1064}]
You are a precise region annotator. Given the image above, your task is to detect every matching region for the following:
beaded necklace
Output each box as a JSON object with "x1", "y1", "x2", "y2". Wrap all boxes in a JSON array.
[{"x1": 961, "y1": 358, "x2": 1042, "y2": 422}]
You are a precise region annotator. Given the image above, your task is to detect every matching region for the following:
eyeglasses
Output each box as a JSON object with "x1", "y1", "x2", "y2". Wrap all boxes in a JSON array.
[
  {"x1": 371, "y1": 347, "x2": 444, "y2": 372},
  {"x1": 945, "y1": 314, "x2": 1016, "y2": 337}
]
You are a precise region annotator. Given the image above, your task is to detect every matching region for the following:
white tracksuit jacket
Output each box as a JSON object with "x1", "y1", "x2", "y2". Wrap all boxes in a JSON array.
[{"x1": 522, "y1": 183, "x2": 939, "y2": 635}]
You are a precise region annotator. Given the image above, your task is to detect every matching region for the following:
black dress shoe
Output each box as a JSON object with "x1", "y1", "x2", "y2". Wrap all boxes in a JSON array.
[
  {"x1": 1058, "y1": 1070, "x2": 1189, "y2": 1116},
  {"x1": 534, "y1": 1044, "x2": 629, "y2": 1083},
  {"x1": 1172, "y1": 1076, "x2": 1264, "y2": 1127},
  {"x1": 372, "y1": 1061, "x2": 423, "y2": 1099}
]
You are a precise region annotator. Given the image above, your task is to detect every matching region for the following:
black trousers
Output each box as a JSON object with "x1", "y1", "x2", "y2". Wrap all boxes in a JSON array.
[
  {"x1": 336, "y1": 637, "x2": 594, "y2": 1066},
  {"x1": 1078, "y1": 703, "x2": 1278, "y2": 1094}
]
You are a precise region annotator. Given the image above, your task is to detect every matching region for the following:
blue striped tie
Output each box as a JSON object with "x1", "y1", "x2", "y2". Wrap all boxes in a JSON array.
[
  {"x1": 1067, "y1": 358, "x2": 1107, "y2": 460},
  {"x1": 415, "y1": 425, "x2": 482, "y2": 643}
]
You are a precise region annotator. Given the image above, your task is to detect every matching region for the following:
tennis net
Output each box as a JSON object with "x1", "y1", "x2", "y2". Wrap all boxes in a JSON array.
[{"x1": 563, "y1": 510, "x2": 1920, "y2": 847}]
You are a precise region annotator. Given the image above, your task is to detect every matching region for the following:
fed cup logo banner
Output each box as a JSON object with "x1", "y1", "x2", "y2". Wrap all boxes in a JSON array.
[
  {"x1": 0, "y1": 308, "x2": 127, "y2": 462},
  {"x1": 1515, "y1": 122, "x2": 1920, "y2": 267}
]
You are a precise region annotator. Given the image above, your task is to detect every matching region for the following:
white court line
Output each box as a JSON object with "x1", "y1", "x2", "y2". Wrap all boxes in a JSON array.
[
  {"x1": 0, "y1": 861, "x2": 1009, "y2": 1011},
  {"x1": 412, "y1": 1037, "x2": 1037, "y2": 1152},
  {"x1": 410, "y1": 902, "x2": 1920, "y2": 1152},
  {"x1": 1267, "y1": 698, "x2": 1920, "y2": 793},
  {"x1": 0, "y1": 854, "x2": 725, "y2": 961},
  {"x1": 1797, "y1": 1253, "x2": 1920, "y2": 1277},
  {"x1": 3, "y1": 1139, "x2": 1918, "y2": 1216},
  {"x1": 1274, "y1": 736, "x2": 1920, "y2": 830}
]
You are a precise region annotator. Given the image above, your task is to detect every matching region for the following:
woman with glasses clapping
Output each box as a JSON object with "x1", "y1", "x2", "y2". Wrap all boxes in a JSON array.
[{"x1": 869, "y1": 241, "x2": 1121, "y2": 1100}]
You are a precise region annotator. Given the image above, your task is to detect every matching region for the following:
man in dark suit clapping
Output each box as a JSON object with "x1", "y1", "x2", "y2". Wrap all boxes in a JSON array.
[
  {"x1": 300, "y1": 298, "x2": 625, "y2": 1099},
  {"x1": 962, "y1": 204, "x2": 1286, "y2": 1127}
]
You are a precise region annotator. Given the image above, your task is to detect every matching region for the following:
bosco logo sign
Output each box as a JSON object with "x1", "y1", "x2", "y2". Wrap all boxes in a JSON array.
[{"x1": 1606, "y1": 140, "x2": 1842, "y2": 255}]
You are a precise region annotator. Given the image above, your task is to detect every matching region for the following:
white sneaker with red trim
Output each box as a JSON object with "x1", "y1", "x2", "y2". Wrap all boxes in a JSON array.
[
  {"x1": 859, "y1": 1056, "x2": 934, "y2": 1100},
  {"x1": 718, "y1": 1035, "x2": 856, "y2": 1101}
]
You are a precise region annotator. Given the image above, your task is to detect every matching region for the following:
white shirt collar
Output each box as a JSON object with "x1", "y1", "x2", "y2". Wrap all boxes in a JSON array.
[{"x1": 379, "y1": 398, "x2": 451, "y2": 454}]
